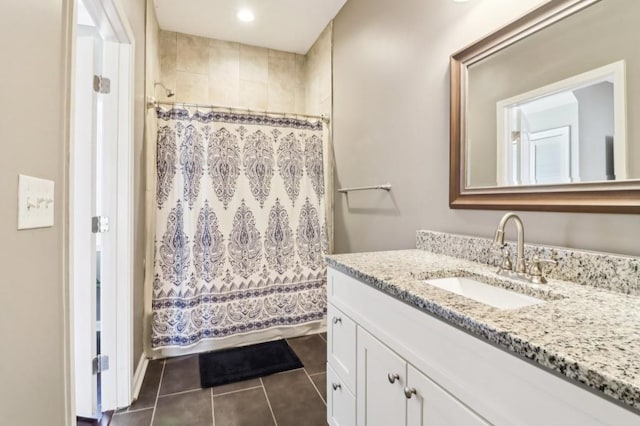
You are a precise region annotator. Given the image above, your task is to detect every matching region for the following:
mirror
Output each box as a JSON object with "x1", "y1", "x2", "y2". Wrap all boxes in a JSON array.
[{"x1": 450, "y1": 0, "x2": 640, "y2": 213}]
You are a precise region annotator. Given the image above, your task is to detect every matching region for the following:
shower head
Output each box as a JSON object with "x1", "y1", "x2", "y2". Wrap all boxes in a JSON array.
[{"x1": 154, "y1": 81, "x2": 175, "y2": 98}]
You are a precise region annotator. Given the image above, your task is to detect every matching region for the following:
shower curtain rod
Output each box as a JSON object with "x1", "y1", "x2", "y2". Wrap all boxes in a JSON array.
[{"x1": 147, "y1": 96, "x2": 330, "y2": 123}]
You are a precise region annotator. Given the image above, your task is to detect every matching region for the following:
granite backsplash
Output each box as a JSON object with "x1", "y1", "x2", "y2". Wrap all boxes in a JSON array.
[{"x1": 417, "y1": 230, "x2": 640, "y2": 296}]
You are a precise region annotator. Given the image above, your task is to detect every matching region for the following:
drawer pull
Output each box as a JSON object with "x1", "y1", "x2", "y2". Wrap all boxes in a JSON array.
[
  {"x1": 404, "y1": 387, "x2": 417, "y2": 399},
  {"x1": 387, "y1": 373, "x2": 400, "y2": 384},
  {"x1": 332, "y1": 316, "x2": 342, "y2": 324},
  {"x1": 332, "y1": 382, "x2": 342, "y2": 391}
]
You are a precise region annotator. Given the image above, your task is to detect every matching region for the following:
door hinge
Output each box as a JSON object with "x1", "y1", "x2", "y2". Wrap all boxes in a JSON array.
[
  {"x1": 92, "y1": 216, "x2": 110, "y2": 233},
  {"x1": 92, "y1": 355, "x2": 110, "y2": 375},
  {"x1": 93, "y1": 75, "x2": 111, "y2": 94}
]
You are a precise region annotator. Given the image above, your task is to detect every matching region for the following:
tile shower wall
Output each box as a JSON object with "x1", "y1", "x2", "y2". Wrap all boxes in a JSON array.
[
  {"x1": 305, "y1": 23, "x2": 334, "y2": 252},
  {"x1": 305, "y1": 23, "x2": 333, "y2": 116},
  {"x1": 159, "y1": 31, "x2": 308, "y2": 113}
]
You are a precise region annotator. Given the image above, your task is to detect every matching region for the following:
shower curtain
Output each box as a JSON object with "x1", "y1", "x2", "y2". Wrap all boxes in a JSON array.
[{"x1": 151, "y1": 106, "x2": 328, "y2": 350}]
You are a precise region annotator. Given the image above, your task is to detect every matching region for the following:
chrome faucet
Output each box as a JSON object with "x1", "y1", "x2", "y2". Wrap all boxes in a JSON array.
[
  {"x1": 493, "y1": 212, "x2": 527, "y2": 276},
  {"x1": 492, "y1": 212, "x2": 558, "y2": 283}
]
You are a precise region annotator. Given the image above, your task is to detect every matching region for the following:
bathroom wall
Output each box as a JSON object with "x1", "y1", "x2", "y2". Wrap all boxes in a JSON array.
[
  {"x1": 305, "y1": 22, "x2": 334, "y2": 251},
  {"x1": 0, "y1": 0, "x2": 69, "y2": 423},
  {"x1": 332, "y1": 0, "x2": 640, "y2": 257},
  {"x1": 305, "y1": 23, "x2": 333, "y2": 116},
  {"x1": 0, "y1": 0, "x2": 149, "y2": 422},
  {"x1": 138, "y1": 0, "x2": 160, "y2": 366},
  {"x1": 121, "y1": 0, "x2": 148, "y2": 377},
  {"x1": 156, "y1": 24, "x2": 334, "y2": 117},
  {"x1": 158, "y1": 30, "x2": 307, "y2": 113}
]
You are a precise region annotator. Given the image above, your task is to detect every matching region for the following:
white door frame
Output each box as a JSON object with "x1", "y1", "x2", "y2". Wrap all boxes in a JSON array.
[
  {"x1": 67, "y1": 0, "x2": 135, "y2": 418},
  {"x1": 495, "y1": 60, "x2": 627, "y2": 186},
  {"x1": 71, "y1": 27, "x2": 101, "y2": 418}
]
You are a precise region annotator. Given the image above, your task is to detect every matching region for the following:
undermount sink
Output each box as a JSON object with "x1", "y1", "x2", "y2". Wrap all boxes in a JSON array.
[{"x1": 424, "y1": 276, "x2": 545, "y2": 310}]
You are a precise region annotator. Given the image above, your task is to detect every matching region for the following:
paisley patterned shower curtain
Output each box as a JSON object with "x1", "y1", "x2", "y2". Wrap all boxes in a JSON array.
[{"x1": 151, "y1": 106, "x2": 328, "y2": 349}]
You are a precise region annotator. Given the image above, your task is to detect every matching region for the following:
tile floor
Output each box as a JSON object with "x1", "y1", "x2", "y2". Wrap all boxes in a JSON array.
[{"x1": 111, "y1": 333, "x2": 328, "y2": 426}]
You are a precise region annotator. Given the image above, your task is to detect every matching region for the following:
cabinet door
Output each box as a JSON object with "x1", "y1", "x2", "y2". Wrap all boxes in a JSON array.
[
  {"x1": 406, "y1": 365, "x2": 489, "y2": 426},
  {"x1": 328, "y1": 303, "x2": 357, "y2": 392},
  {"x1": 327, "y1": 363, "x2": 356, "y2": 426},
  {"x1": 357, "y1": 328, "x2": 407, "y2": 426}
]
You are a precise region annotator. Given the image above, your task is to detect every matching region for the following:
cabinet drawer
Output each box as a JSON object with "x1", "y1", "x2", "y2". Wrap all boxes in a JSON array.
[
  {"x1": 407, "y1": 364, "x2": 488, "y2": 426},
  {"x1": 327, "y1": 363, "x2": 356, "y2": 426},
  {"x1": 328, "y1": 303, "x2": 357, "y2": 393}
]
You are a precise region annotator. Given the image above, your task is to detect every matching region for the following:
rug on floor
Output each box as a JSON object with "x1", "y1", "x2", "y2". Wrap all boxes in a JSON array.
[{"x1": 199, "y1": 339, "x2": 303, "y2": 388}]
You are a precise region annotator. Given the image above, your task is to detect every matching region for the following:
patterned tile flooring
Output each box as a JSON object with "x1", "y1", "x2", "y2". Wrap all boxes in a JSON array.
[{"x1": 111, "y1": 333, "x2": 327, "y2": 426}]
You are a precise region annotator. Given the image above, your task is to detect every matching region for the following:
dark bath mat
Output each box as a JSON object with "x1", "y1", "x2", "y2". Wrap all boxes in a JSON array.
[{"x1": 199, "y1": 339, "x2": 303, "y2": 388}]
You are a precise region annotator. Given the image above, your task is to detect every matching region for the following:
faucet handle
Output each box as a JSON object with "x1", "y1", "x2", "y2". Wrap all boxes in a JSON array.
[
  {"x1": 492, "y1": 247, "x2": 513, "y2": 273},
  {"x1": 528, "y1": 255, "x2": 557, "y2": 284}
]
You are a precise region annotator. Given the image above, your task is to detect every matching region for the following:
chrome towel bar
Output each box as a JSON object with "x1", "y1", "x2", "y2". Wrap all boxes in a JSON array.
[{"x1": 338, "y1": 184, "x2": 392, "y2": 193}]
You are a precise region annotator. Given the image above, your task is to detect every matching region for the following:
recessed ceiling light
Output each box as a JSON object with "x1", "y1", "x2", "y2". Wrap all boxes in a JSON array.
[{"x1": 237, "y1": 8, "x2": 255, "y2": 22}]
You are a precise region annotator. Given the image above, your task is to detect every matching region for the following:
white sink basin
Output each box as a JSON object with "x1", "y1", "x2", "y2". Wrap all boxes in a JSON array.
[{"x1": 424, "y1": 277, "x2": 545, "y2": 310}]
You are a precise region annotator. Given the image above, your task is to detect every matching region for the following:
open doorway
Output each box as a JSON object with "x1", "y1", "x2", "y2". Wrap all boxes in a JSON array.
[{"x1": 69, "y1": 0, "x2": 134, "y2": 421}]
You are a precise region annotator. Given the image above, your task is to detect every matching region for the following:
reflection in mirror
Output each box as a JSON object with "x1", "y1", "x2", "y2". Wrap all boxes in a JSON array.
[
  {"x1": 464, "y1": 0, "x2": 640, "y2": 190},
  {"x1": 494, "y1": 61, "x2": 626, "y2": 187}
]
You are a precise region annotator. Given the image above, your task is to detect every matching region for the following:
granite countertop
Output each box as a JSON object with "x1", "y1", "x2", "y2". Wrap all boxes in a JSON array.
[{"x1": 326, "y1": 249, "x2": 640, "y2": 413}]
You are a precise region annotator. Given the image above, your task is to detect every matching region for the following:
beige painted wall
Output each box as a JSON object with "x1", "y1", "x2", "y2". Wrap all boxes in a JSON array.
[
  {"x1": 158, "y1": 30, "x2": 307, "y2": 113},
  {"x1": 143, "y1": 0, "x2": 161, "y2": 361},
  {"x1": 120, "y1": 0, "x2": 147, "y2": 370},
  {"x1": 332, "y1": 0, "x2": 640, "y2": 257},
  {"x1": 0, "y1": 0, "x2": 148, "y2": 422},
  {"x1": 0, "y1": 0, "x2": 69, "y2": 424}
]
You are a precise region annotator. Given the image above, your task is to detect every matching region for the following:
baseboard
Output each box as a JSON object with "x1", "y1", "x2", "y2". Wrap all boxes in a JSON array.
[{"x1": 131, "y1": 353, "x2": 149, "y2": 402}]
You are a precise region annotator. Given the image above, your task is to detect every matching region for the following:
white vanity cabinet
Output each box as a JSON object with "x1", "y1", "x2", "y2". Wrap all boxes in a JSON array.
[
  {"x1": 327, "y1": 267, "x2": 640, "y2": 426},
  {"x1": 357, "y1": 326, "x2": 488, "y2": 426},
  {"x1": 327, "y1": 303, "x2": 357, "y2": 393},
  {"x1": 326, "y1": 302, "x2": 357, "y2": 426},
  {"x1": 327, "y1": 363, "x2": 356, "y2": 426},
  {"x1": 357, "y1": 327, "x2": 407, "y2": 426},
  {"x1": 405, "y1": 364, "x2": 488, "y2": 426}
]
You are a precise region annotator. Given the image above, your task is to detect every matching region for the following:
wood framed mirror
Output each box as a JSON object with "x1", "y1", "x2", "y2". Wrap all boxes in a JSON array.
[{"x1": 450, "y1": 0, "x2": 640, "y2": 213}]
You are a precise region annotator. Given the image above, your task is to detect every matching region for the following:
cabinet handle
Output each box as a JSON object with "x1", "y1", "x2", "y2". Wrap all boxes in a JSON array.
[
  {"x1": 332, "y1": 382, "x2": 342, "y2": 391},
  {"x1": 387, "y1": 373, "x2": 400, "y2": 384},
  {"x1": 332, "y1": 317, "x2": 342, "y2": 324},
  {"x1": 404, "y1": 387, "x2": 417, "y2": 399}
]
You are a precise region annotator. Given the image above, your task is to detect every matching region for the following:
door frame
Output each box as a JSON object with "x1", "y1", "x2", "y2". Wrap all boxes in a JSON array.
[
  {"x1": 65, "y1": 0, "x2": 135, "y2": 419},
  {"x1": 71, "y1": 26, "x2": 101, "y2": 418}
]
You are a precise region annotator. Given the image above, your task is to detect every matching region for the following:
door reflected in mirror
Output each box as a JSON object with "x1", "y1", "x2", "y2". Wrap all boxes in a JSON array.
[{"x1": 492, "y1": 61, "x2": 626, "y2": 188}]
